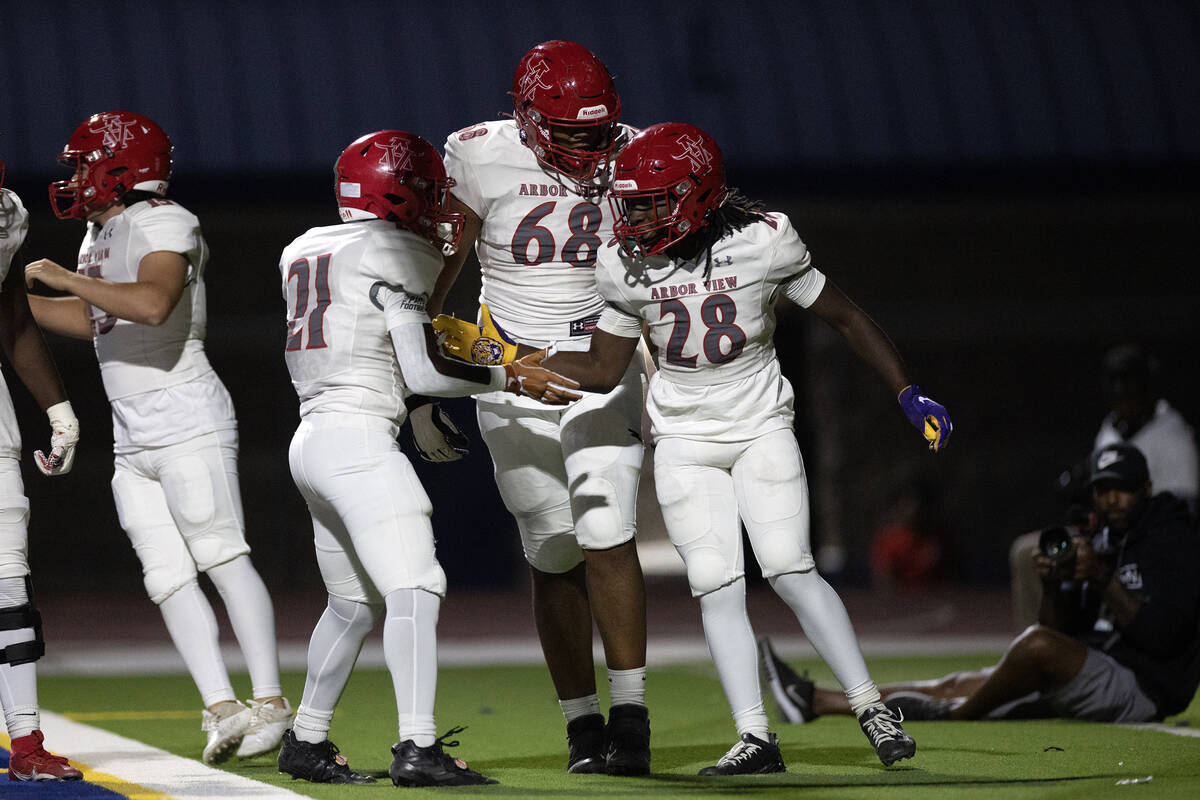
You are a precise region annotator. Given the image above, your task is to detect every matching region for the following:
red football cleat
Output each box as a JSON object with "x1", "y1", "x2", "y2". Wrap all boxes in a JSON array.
[{"x1": 8, "y1": 730, "x2": 83, "y2": 781}]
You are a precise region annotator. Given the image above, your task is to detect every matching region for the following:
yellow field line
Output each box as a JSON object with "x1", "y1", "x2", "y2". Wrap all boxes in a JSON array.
[
  {"x1": 2, "y1": 732, "x2": 174, "y2": 799},
  {"x1": 65, "y1": 710, "x2": 197, "y2": 722}
]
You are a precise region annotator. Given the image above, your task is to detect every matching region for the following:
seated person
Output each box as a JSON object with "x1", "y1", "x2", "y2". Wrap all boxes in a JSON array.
[{"x1": 763, "y1": 442, "x2": 1200, "y2": 724}]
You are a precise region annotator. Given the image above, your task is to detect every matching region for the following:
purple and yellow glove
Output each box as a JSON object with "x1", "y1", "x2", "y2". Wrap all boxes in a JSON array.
[{"x1": 898, "y1": 385, "x2": 952, "y2": 452}]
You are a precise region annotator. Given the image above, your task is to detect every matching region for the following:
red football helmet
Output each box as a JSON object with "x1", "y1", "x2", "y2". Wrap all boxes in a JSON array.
[
  {"x1": 334, "y1": 130, "x2": 463, "y2": 254},
  {"x1": 511, "y1": 40, "x2": 621, "y2": 187},
  {"x1": 609, "y1": 122, "x2": 728, "y2": 257},
  {"x1": 49, "y1": 111, "x2": 172, "y2": 220}
]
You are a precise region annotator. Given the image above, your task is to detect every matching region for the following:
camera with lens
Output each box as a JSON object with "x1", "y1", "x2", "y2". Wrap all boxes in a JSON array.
[{"x1": 1038, "y1": 525, "x2": 1077, "y2": 577}]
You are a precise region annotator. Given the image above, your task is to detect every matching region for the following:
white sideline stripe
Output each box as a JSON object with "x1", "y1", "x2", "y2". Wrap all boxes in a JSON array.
[
  {"x1": 1121, "y1": 722, "x2": 1200, "y2": 738},
  {"x1": 39, "y1": 710, "x2": 305, "y2": 799},
  {"x1": 38, "y1": 634, "x2": 1015, "y2": 677}
]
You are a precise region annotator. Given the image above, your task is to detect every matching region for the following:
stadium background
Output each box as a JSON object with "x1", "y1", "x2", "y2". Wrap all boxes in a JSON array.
[{"x1": 1, "y1": 0, "x2": 1197, "y2": 610}]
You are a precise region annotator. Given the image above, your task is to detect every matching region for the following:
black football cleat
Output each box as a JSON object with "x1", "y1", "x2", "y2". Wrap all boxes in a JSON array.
[
  {"x1": 604, "y1": 704, "x2": 651, "y2": 776},
  {"x1": 857, "y1": 704, "x2": 917, "y2": 766},
  {"x1": 277, "y1": 729, "x2": 375, "y2": 784},
  {"x1": 757, "y1": 636, "x2": 818, "y2": 724},
  {"x1": 389, "y1": 726, "x2": 498, "y2": 787},
  {"x1": 566, "y1": 713, "x2": 606, "y2": 774},
  {"x1": 698, "y1": 732, "x2": 786, "y2": 775}
]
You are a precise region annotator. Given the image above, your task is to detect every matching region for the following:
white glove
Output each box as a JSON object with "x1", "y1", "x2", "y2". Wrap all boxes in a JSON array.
[
  {"x1": 407, "y1": 400, "x2": 469, "y2": 463},
  {"x1": 35, "y1": 400, "x2": 79, "y2": 476}
]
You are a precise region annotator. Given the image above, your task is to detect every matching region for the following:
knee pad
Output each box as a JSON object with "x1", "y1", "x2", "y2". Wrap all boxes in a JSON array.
[
  {"x1": 160, "y1": 453, "x2": 250, "y2": 570},
  {"x1": 525, "y1": 531, "x2": 584, "y2": 574},
  {"x1": 315, "y1": 539, "x2": 380, "y2": 605},
  {"x1": 681, "y1": 544, "x2": 739, "y2": 598},
  {"x1": 0, "y1": 499, "x2": 31, "y2": 579},
  {"x1": 753, "y1": 531, "x2": 816, "y2": 579},
  {"x1": 570, "y1": 466, "x2": 639, "y2": 552},
  {"x1": 0, "y1": 576, "x2": 44, "y2": 665}
]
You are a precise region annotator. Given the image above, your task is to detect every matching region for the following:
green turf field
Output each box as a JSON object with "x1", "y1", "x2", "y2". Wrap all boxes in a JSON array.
[{"x1": 39, "y1": 654, "x2": 1200, "y2": 798}]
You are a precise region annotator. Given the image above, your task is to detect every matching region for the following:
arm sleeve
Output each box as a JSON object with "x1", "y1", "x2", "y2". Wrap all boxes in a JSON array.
[{"x1": 373, "y1": 282, "x2": 505, "y2": 396}]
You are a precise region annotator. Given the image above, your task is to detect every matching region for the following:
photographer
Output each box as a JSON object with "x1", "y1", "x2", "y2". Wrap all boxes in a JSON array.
[{"x1": 760, "y1": 442, "x2": 1200, "y2": 723}]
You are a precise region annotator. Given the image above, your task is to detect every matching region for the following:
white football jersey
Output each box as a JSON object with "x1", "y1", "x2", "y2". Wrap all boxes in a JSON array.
[
  {"x1": 443, "y1": 120, "x2": 636, "y2": 346},
  {"x1": 596, "y1": 213, "x2": 826, "y2": 442},
  {"x1": 280, "y1": 219, "x2": 444, "y2": 425},
  {"x1": 78, "y1": 199, "x2": 212, "y2": 400},
  {"x1": 0, "y1": 189, "x2": 30, "y2": 456}
]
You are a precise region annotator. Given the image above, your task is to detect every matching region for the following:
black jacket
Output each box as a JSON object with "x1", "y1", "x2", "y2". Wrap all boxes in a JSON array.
[{"x1": 1069, "y1": 493, "x2": 1200, "y2": 717}]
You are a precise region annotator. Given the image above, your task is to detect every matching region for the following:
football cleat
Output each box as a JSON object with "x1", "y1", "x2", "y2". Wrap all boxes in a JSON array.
[
  {"x1": 277, "y1": 729, "x2": 375, "y2": 784},
  {"x1": 698, "y1": 732, "x2": 786, "y2": 776},
  {"x1": 757, "y1": 636, "x2": 818, "y2": 723},
  {"x1": 857, "y1": 703, "x2": 917, "y2": 766},
  {"x1": 236, "y1": 697, "x2": 294, "y2": 758},
  {"x1": 604, "y1": 704, "x2": 651, "y2": 776},
  {"x1": 885, "y1": 691, "x2": 954, "y2": 721},
  {"x1": 389, "y1": 726, "x2": 497, "y2": 787},
  {"x1": 565, "y1": 713, "x2": 606, "y2": 774},
  {"x1": 7, "y1": 730, "x2": 83, "y2": 781},
  {"x1": 201, "y1": 701, "x2": 252, "y2": 764}
]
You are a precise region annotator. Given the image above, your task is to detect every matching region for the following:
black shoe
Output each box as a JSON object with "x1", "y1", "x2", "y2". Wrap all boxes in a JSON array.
[
  {"x1": 857, "y1": 704, "x2": 916, "y2": 766},
  {"x1": 389, "y1": 726, "x2": 498, "y2": 787},
  {"x1": 277, "y1": 729, "x2": 375, "y2": 784},
  {"x1": 566, "y1": 713, "x2": 606, "y2": 774},
  {"x1": 757, "y1": 636, "x2": 817, "y2": 723},
  {"x1": 698, "y1": 732, "x2": 786, "y2": 775},
  {"x1": 604, "y1": 704, "x2": 650, "y2": 776},
  {"x1": 884, "y1": 691, "x2": 953, "y2": 722}
]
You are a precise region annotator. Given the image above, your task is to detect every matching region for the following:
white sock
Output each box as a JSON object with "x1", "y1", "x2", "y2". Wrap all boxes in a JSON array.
[
  {"x1": 607, "y1": 667, "x2": 647, "y2": 708},
  {"x1": 0, "y1": 577, "x2": 39, "y2": 739},
  {"x1": 384, "y1": 588, "x2": 440, "y2": 748},
  {"x1": 159, "y1": 580, "x2": 236, "y2": 707},
  {"x1": 846, "y1": 680, "x2": 883, "y2": 717},
  {"x1": 207, "y1": 556, "x2": 282, "y2": 698},
  {"x1": 699, "y1": 580, "x2": 770, "y2": 738},
  {"x1": 559, "y1": 694, "x2": 602, "y2": 723},
  {"x1": 769, "y1": 570, "x2": 871, "y2": 691},
  {"x1": 298, "y1": 595, "x2": 378, "y2": 735}
]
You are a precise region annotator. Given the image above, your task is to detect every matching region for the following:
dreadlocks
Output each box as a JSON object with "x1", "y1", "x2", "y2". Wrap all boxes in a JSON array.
[{"x1": 692, "y1": 188, "x2": 768, "y2": 281}]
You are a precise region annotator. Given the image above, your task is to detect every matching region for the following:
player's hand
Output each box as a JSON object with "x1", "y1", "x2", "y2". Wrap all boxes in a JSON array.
[
  {"x1": 431, "y1": 303, "x2": 518, "y2": 365},
  {"x1": 24, "y1": 258, "x2": 75, "y2": 292},
  {"x1": 35, "y1": 400, "x2": 78, "y2": 476},
  {"x1": 406, "y1": 397, "x2": 470, "y2": 463},
  {"x1": 503, "y1": 350, "x2": 582, "y2": 405},
  {"x1": 898, "y1": 385, "x2": 952, "y2": 452}
]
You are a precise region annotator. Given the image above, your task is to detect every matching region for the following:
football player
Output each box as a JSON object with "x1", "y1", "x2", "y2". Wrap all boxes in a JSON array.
[
  {"x1": 0, "y1": 154, "x2": 82, "y2": 781},
  {"x1": 276, "y1": 130, "x2": 569, "y2": 787},
  {"x1": 24, "y1": 112, "x2": 291, "y2": 764},
  {"x1": 524, "y1": 122, "x2": 953, "y2": 773},
  {"x1": 426, "y1": 39, "x2": 652, "y2": 777}
]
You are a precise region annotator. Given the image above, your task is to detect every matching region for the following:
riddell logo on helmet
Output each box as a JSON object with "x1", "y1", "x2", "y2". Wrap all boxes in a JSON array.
[
  {"x1": 672, "y1": 134, "x2": 713, "y2": 174},
  {"x1": 576, "y1": 105, "x2": 609, "y2": 120},
  {"x1": 613, "y1": 179, "x2": 638, "y2": 191},
  {"x1": 518, "y1": 59, "x2": 553, "y2": 101},
  {"x1": 89, "y1": 115, "x2": 139, "y2": 150},
  {"x1": 374, "y1": 138, "x2": 413, "y2": 172}
]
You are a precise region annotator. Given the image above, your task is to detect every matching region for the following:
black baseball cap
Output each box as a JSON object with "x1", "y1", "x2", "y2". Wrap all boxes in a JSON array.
[{"x1": 1087, "y1": 442, "x2": 1150, "y2": 487}]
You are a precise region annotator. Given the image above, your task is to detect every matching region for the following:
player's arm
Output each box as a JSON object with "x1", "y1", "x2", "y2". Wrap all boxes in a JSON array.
[
  {"x1": 539, "y1": 329, "x2": 641, "y2": 395},
  {"x1": 24, "y1": 293, "x2": 92, "y2": 340},
  {"x1": 0, "y1": 263, "x2": 79, "y2": 475},
  {"x1": 25, "y1": 250, "x2": 186, "y2": 326},
  {"x1": 807, "y1": 278, "x2": 951, "y2": 451},
  {"x1": 427, "y1": 195, "x2": 481, "y2": 317}
]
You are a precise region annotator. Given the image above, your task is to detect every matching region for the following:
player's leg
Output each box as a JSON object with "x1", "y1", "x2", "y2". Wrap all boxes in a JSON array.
[
  {"x1": 112, "y1": 454, "x2": 249, "y2": 763},
  {"x1": 736, "y1": 430, "x2": 913, "y2": 765},
  {"x1": 152, "y1": 432, "x2": 290, "y2": 757},
  {"x1": 477, "y1": 400, "x2": 603, "y2": 772},
  {"x1": 949, "y1": 625, "x2": 1088, "y2": 720},
  {"x1": 654, "y1": 436, "x2": 782, "y2": 775},
  {"x1": 560, "y1": 363, "x2": 649, "y2": 775},
  {"x1": 0, "y1": 459, "x2": 81, "y2": 781}
]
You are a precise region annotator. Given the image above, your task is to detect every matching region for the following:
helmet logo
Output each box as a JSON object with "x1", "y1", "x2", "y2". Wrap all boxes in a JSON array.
[
  {"x1": 576, "y1": 104, "x2": 609, "y2": 120},
  {"x1": 90, "y1": 114, "x2": 138, "y2": 150},
  {"x1": 374, "y1": 137, "x2": 413, "y2": 172},
  {"x1": 672, "y1": 134, "x2": 713, "y2": 175},
  {"x1": 517, "y1": 58, "x2": 553, "y2": 101}
]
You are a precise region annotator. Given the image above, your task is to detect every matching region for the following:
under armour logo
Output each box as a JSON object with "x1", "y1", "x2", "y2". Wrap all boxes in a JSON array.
[
  {"x1": 90, "y1": 114, "x2": 139, "y2": 150},
  {"x1": 712, "y1": 256, "x2": 733, "y2": 267},
  {"x1": 518, "y1": 58, "x2": 553, "y2": 101},
  {"x1": 673, "y1": 134, "x2": 713, "y2": 174},
  {"x1": 374, "y1": 137, "x2": 413, "y2": 172}
]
